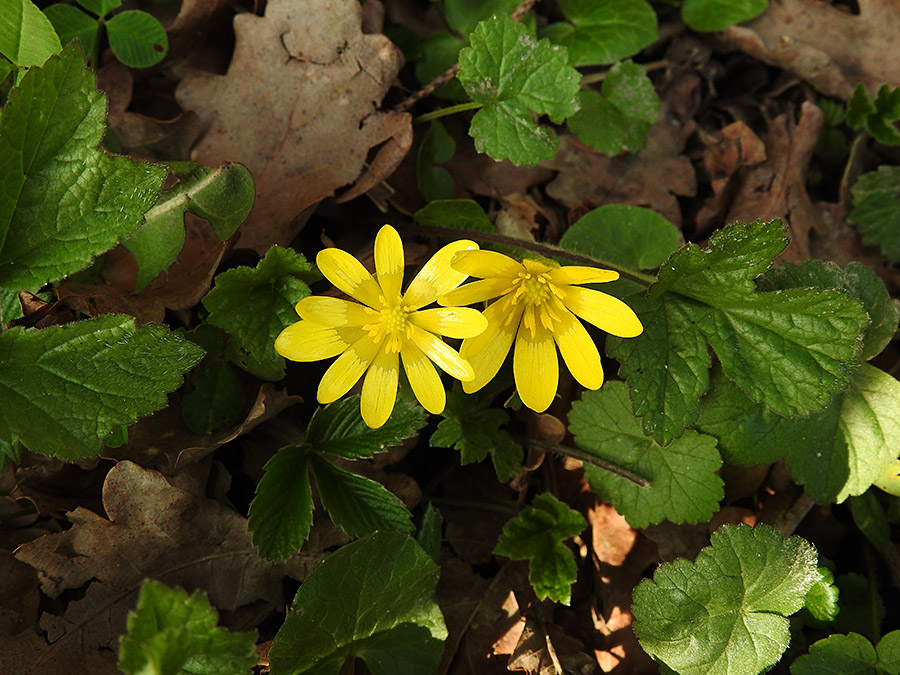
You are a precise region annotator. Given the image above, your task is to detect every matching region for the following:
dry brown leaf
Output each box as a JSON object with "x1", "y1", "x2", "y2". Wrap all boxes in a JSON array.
[
  {"x1": 507, "y1": 609, "x2": 596, "y2": 675},
  {"x1": 176, "y1": 0, "x2": 411, "y2": 254},
  {"x1": 722, "y1": 0, "x2": 900, "y2": 100}
]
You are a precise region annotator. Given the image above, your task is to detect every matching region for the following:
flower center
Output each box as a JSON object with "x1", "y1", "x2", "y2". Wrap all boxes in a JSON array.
[
  {"x1": 380, "y1": 305, "x2": 409, "y2": 334},
  {"x1": 363, "y1": 297, "x2": 412, "y2": 353},
  {"x1": 517, "y1": 273, "x2": 551, "y2": 305}
]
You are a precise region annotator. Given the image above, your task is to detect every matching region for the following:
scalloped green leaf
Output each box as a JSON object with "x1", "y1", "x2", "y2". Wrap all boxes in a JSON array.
[{"x1": 790, "y1": 631, "x2": 900, "y2": 675}]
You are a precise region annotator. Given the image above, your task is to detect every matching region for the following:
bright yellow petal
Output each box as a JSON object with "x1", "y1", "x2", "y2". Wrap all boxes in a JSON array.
[
  {"x1": 408, "y1": 307, "x2": 488, "y2": 339},
  {"x1": 295, "y1": 296, "x2": 375, "y2": 327},
  {"x1": 459, "y1": 296, "x2": 523, "y2": 394},
  {"x1": 554, "y1": 310, "x2": 604, "y2": 390},
  {"x1": 450, "y1": 249, "x2": 522, "y2": 279},
  {"x1": 562, "y1": 287, "x2": 644, "y2": 338},
  {"x1": 275, "y1": 321, "x2": 362, "y2": 361},
  {"x1": 407, "y1": 324, "x2": 473, "y2": 381},
  {"x1": 401, "y1": 340, "x2": 445, "y2": 414},
  {"x1": 361, "y1": 345, "x2": 399, "y2": 428},
  {"x1": 402, "y1": 240, "x2": 479, "y2": 309},
  {"x1": 438, "y1": 277, "x2": 514, "y2": 307},
  {"x1": 513, "y1": 320, "x2": 558, "y2": 413},
  {"x1": 317, "y1": 248, "x2": 383, "y2": 309},
  {"x1": 547, "y1": 266, "x2": 619, "y2": 286},
  {"x1": 374, "y1": 224, "x2": 404, "y2": 302},
  {"x1": 317, "y1": 335, "x2": 380, "y2": 404}
]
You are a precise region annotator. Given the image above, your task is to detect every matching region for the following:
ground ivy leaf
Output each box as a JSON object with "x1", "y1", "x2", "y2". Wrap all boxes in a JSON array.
[
  {"x1": 494, "y1": 493, "x2": 586, "y2": 605},
  {"x1": 203, "y1": 245, "x2": 314, "y2": 381},
  {"x1": 124, "y1": 162, "x2": 255, "y2": 292},
  {"x1": 118, "y1": 579, "x2": 257, "y2": 675},
  {"x1": 268, "y1": 531, "x2": 446, "y2": 675},
  {"x1": 681, "y1": 0, "x2": 768, "y2": 32},
  {"x1": 0, "y1": 45, "x2": 165, "y2": 290},
  {"x1": 608, "y1": 220, "x2": 868, "y2": 445},
  {"x1": 248, "y1": 445, "x2": 313, "y2": 560},
  {"x1": 790, "y1": 631, "x2": 900, "y2": 675},
  {"x1": 803, "y1": 567, "x2": 840, "y2": 623},
  {"x1": 0, "y1": 314, "x2": 202, "y2": 459},
  {"x1": 0, "y1": 0, "x2": 61, "y2": 67},
  {"x1": 458, "y1": 15, "x2": 580, "y2": 165},
  {"x1": 569, "y1": 382, "x2": 722, "y2": 528},
  {"x1": 567, "y1": 60, "x2": 660, "y2": 156},
  {"x1": 309, "y1": 453, "x2": 413, "y2": 538},
  {"x1": 849, "y1": 165, "x2": 900, "y2": 265},
  {"x1": 306, "y1": 396, "x2": 426, "y2": 459},
  {"x1": 633, "y1": 523, "x2": 819, "y2": 675}
]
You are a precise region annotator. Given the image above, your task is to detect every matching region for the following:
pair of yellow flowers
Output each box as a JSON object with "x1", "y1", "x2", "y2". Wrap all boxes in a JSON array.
[{"x1": 275, "y1": 225, "x2": 643, "y2": 428}]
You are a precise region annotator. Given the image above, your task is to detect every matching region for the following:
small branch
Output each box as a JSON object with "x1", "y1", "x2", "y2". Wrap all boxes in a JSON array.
[{"x1": 528, "y1": 438, "x2": 650, "y2": 488}]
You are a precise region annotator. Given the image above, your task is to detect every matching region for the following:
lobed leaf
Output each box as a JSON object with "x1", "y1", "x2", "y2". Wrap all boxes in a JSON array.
[
  {"x1": 790, "y1": 631, "x2": 900, "y2": 675},
  {"x1": 846, "y1": 84, "x2": 900, "y2": 146}
]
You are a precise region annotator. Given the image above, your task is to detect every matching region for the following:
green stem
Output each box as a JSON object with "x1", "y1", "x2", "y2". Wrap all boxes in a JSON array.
[
  {"x1": 528, "y1": 439, "x2": 650, "y2": 488},
  {"x1": 428, "y1": 497, "x2": 519, "y2": 516},
  {"x1": 91, "y1": 20, "x2": 105, "y2": 71},
  {"x1": 413, "y1": 101, "x2": 484, "y2": 125}
]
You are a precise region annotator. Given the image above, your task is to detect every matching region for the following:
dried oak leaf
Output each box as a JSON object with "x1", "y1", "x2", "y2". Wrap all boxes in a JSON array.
[
  {"x1": 175, "y1": 0, "x2": 412, "y2": 254},
  {"x1": 722, "y1": 0, "x2": 900, "y2": 99}
]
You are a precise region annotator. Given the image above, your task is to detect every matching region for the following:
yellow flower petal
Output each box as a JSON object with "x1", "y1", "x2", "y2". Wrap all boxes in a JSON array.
[
  {"x1": 402, "y1": 240, "x2": 479, "y2": 309},
  {"x1": 317, "y1": 248, "x2": 383, "y2": 309},
  {"x1": 450, "y1": 249, "x2": 522, "y2": 279},
  {"x1": 438, "y1": 277, "x2": 514, "y2": 307},
  {"x1": 401, "y1": 340, "x2": 445, "y2": 414},
  {"x1": 374, "y1": 224, "x2": 404, "y2": 302},
  {"x1": 562, "y1": 287, "x2": 644, "y2": 338},
  {"x1": 554, "y1": 309, "x2": 604, "y2": 390},
  {"x1": 407, "y1": 324, "x2": 474, "y2": 381},
  {"x1": 275, "y1": 321, "x2": 362, "y2": 361},
  {"x1": 317, "y1": 335, "x2": 381, "y2": 404},
  {"x1": 460, "y1": 296, "x2": 523, "y2": 393},
  {"x1": 547, "y1": 266, "x2": 619, "y2": 286},
  {"x1": 408, "y1": 307, "x2": 488, "y2": 339},
  {"x1": 513, "y1": 320, "x2": 558, "y2": 412},
  {"x1": 295, "y1": 296, "x2": 375, "y2": 327},
  {"x1": 361, "y1": 345, "x2": 399, "y2": 428}
]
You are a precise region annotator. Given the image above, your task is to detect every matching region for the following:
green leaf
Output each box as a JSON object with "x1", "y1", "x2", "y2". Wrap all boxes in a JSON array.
[
  {"x1": 203, "y1": 246, "x2": 314, "y2": 381},
  {"x1": 417, "y1": 503, "x2": 442, "y2": 562},
  {"x1": 0, "y1": 315, "x2": 203, "y2": 459},
  {"x1": 874, "y1": 458, "x2": 900, "y2": 498},
  {"x1": 248, "y1": 445, "x2": 313, "y2": 560},
  {"x1": 124, "y1": 162, "x2": 255, "y2": 292},
  {"x1": 633, "y1": 523, "x2": 819, "y2": 675},
  {"x1": 681, "y1": 0, "x2": 768, "y2": 32},
  {"x1": 416, "y1": 121, "x2": 456, "y2": 202},
  {"x1": 849, "y1": 165, "x2": 900, "y2": 264},
  {"x1": 569, "y1": 382, "x2": 723, "y2": 528},
  {"x1": 180, "y1": 358, "x2": 244, "y2": 435},
  {"x1": 607, "y1": 220, "x2": 868, "y2": 446},
  {"x1": 43, "y1": 5, "x2": 98, "y2": 56},
  {"x1": 457, "y1": 16, "x2": 581, "y2": 165},
  {"x1": 0, "y1": 45, "x2": 166, "y2": 289},
  {"x1": 697, "y1": 364, "x2": 900, "y2": 503},
  {"x1": 268, "y1": 531, "x2": 446, "y2": 675},
  {"x1": 846, "y1": 84, "x2": 900, "y2": 145},
  {"x1": 431, "y1": 382, "x2": 523, "y2": 481},
  {"x1": 0, "y1": 288, "x2": 23, "y2": 326},
  {"x1": 118, "y1": 579, "x2": 257, "y2": 675},
  {"x1": 848, "y1": 490, "x2": 891, "y2": 547},
  {"x1": 803, "y1": 567, "x2": 840, "y2": 623},
  {"x1": 442, "y1": 0, "x2": 520, "y2": 35},
  {"x1": 106, "y1": 10, "x2": 167, "y2": 68},
  {"x1": 413, "y1": 33, "x2": 466, "y2": 100},
  {"x1": 0, "y1": 0, "x2": 61, "y2": 67},
  {"x1": 306, "y1": 395, "x2": 426, "y2": 459},
  {"x1": 310, "y1": 453, "x2": 414, "y2": 538},
  {"x1": 790, "y1": 631, "x2": 900, "y2": 675},
  {"x1": 494, "y1": 493, "x2": 586, "y2": 605},
  {"x1": 414, "y1": 199, "x2": 494, "y2": 233},
  {"x1": 567, "y1": 60, "x2": 660, "y2": 156},
  {"x1": 542, "y1": 0, "x2": 657, "y2": 65},
  {"x1": 76, "y1": 0, "x2": 120, "y2": 18}
]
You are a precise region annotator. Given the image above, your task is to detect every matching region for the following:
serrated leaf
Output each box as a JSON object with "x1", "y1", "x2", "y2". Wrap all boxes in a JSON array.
[
  {"x1": 416, "y1": 121, "x2": 456, "y2": 202},
  {"x1": 457, "y1": 16, "x2": 580, "y2": 165},
  {"x1": 118, "y1": 579, "x2": 257, "y2": 675},
  {"x1": 790, "y1": 631, "x2": 900, "y2": 675},
  {"x1": 633, "y1": 523, "x2": 819, "y2": 675},
  {"x1": 608, "y1": 220, "x2": 868, "y2": 445},
  {"x1": 681, "y1": 0, "x2": 768, "y2": 32},
  {"x1": 248, "y1": 445, "x2": 313, "y2": 560},
  {"x1": 0, "y1": 314, "x2": 203, "y2": 459},
  {"x1": 0, "y1": 45, "x2": 166, "y2": 289},
  {"x1": 44, "y1": 5, "x2": 98, "y2": 55},
  {"x1": 567, "y1": 60, "x2": 660, "y2": 155},
  {"x1": 106, "y1": 10, "x2": 168, "y2": 68},
  {"x1": 849, "y1": 165, "x2": 900, "y2": 264},
  {"x1": 542, "y1": 0, "x2": 657, "y2": 65},
  {"x1": 803, "y1": 567, "x2": 839, "y2": 623},
  {"x1": 268, "y1": 531, "x2": 446, "y2": 675},
  {"x1": 569, "y1": 382, "x2": 723, "y2": 528},
  {"x1": 306, "y1": 396, "x2": 426, "y2": 459},
  {"x1": 0, "y1": 0, "x2": 61, "y2": 67},
  {"x1": 203, "y1": 245, "x2": 314, "y2": 380},
  {"x1": 697, "y1": 364, "x2": 900, "y2": 503},
  {"x1": 494, "y1": 493, "x2": 586, "y2": 604},
  {"x1": 846, "y1": 84, "x2": 900, "y2": 145},
  {"x1": 310, "y1": 453, "x2": 413, "y2": 538},
  {"x1": 124, "y1": 162, "x2": 255, "y2": 292}
]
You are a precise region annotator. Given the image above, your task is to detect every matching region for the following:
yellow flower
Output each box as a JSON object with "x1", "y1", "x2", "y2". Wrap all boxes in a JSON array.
[
  {"x1": 275, "y1": 225, "x2": 488, "y2": 428},
  {"x1": 439, "y1": 251, "x2": 643, "y2": 412}
]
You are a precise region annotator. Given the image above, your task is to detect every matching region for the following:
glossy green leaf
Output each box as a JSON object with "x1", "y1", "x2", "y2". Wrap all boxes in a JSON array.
[
  {"x1": 0, "y1": 0, "x2": 61, "y2": 67},
  {"x1": 106, "y1": 10, "x2": 167, "y2": 67},
  {"x1": 849, "y1": 165, "x2": 900, "y2": 264},
  {"x1": 43, "y1": 4, "x2": 98, "y2": 55},
  {"x1": 543, "y1": 0, "x2": 657, "y2": 65},
  {"x1": 681, "y1": 0, "x2": 768, "y2": 32},
  {"x1": 790, "y1": 631, "x2": 900, "y2": 675}
]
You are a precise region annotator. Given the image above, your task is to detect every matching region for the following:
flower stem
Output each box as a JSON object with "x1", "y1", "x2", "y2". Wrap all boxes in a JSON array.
[
  {"x1": 528, "y1": 439, "x2": 650, "y2": 488},
  {"x1": 413, "y1": 101, "x2": 484, "y2": 125}
]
